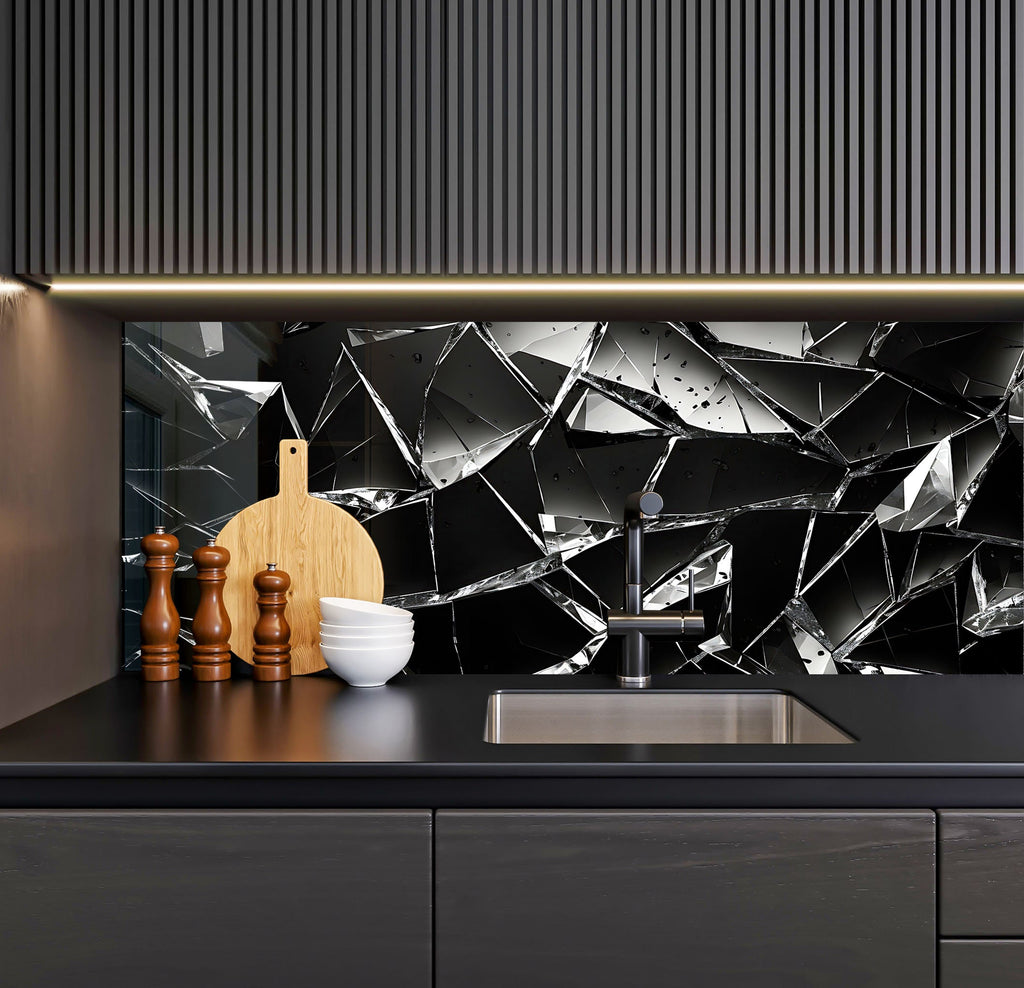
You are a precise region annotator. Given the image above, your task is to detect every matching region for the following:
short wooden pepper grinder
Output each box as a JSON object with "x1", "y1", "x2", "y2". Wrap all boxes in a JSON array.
[
  {"x1": 252, "y1": 563, "x2": 291, "y2": 681},
  {"x1": 140, "y1": 526, "x2": 181, "y2": 681},
  {"x1": 191, "y1": 539, "x2": 232, "y2": 681}
]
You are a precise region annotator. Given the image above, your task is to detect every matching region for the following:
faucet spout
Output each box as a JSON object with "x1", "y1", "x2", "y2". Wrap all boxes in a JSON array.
[
  {"x1": 607, "y1": 491, "x2": 704, "y2": 688},
  {"x1": 623, "y1": 490, "x2": 663, "y2": 594}
]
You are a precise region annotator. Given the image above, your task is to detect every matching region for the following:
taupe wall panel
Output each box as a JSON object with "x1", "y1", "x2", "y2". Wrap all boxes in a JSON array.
[
  {"x1": 0, "y1": 287, "x2": 121, "y2": 728},
  {"x1": 12, "y1": 0, "x2": 1024, "y2": 275}
]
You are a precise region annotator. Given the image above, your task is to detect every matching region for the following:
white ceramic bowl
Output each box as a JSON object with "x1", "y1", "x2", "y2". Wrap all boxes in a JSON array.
[
  {"x1": 320, "y1": 619, "x2": 413, "y2": 637},
  {"x1": 321, "y1": 630, "x2": 414, "y2": 648},
  {"x1": 319, "y1": 641, "x2": 413, "y2": 688},
  {"x1": 320, "y1": 597, "x2": 413, "y2": 627}
]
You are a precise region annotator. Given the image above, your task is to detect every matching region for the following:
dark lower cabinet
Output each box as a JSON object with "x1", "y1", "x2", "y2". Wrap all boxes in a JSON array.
[
  {"x1": 941, "y1": 941, "x2": 1024, "y2": 988},
  {"x1": 0, "y1": 810, "x2": 432, "y2": 988},
  {"x1": 939, "y1": 811, "x2": 1024, "y2": 987},
  {"x1": 436, "y1": 810, "x2": 936, "y2": 988},
  {"x1": 939, "y1": 811, "x2": 1024, "y2": 936}
]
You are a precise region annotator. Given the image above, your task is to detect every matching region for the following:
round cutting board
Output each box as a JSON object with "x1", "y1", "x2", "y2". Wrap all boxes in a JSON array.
[{"x1": 217, "y1": 439, "x2": 384, "y2": 675}]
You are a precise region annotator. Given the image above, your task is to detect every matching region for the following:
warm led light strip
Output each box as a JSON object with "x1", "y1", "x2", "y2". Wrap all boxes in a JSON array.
[{"x1": 47, "y1": 278, "x2": 1024, "y2": 295}]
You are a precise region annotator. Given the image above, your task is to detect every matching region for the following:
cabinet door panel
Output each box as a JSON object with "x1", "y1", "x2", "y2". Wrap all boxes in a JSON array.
[
  {"x1": 941, "y1": 941, "x2": 1024, "y2": 987},
  {"x1": 940, "y1": 811, "x2": 1024, "y2": 935},
  {"x1": 437, "y1": 810, "x2": 934, "y2": 988},
  {"x1": 0, "y1": 810, "x2": 431, "y2": 988}
]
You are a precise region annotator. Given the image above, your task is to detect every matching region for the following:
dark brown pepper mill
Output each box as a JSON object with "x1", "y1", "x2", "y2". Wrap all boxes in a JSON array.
[
  {"x1": 191, "y1": 539, "x2": 232, "y2": 681},
  {"x1": 140, "y1": 526, "x2": 181, "y2": 682},
  {"x1": 252, "y1": 563, "x2": 292, "y2": 681}
]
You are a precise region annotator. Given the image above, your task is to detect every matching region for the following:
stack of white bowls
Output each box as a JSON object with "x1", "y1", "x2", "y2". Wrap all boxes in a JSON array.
[{"x1": 319, "y1": 597, "x2": 415, "y2": 687}]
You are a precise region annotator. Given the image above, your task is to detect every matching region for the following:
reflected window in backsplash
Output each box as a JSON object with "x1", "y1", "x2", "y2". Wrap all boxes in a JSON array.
[{"x1": 121, "y1": 321, "x2": 1024, "y2": 675}]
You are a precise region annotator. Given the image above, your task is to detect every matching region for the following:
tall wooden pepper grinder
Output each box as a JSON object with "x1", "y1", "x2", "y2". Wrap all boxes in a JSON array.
[
  {"x1": 140, "y1": 526, "x2": 180, "y2": 681},
  {"x1": 191, "y1": 539, "x2": 232, "y2": 681},
  {"x1": 252, "y1": 563, "x2": 291, "y2": 681}
]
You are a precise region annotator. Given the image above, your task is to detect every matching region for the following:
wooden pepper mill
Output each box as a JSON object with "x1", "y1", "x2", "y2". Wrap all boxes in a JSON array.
[
  {"x1": 140, "y1": 526, "x2": 181, "y2": 682},
  {"x1": 252, "y1": 563, "x2": 291, "y2": 681},
  {"x1": 191, "y1": 539, "x2": 232, "y2": 681}
]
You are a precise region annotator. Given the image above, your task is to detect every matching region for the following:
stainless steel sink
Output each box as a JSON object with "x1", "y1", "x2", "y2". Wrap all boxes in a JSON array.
[{"x1": 484, "y1": 690, "x2": 854, "y2": 744}]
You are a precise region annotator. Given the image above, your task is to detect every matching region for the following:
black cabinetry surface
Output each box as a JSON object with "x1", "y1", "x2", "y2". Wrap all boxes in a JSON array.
[
  {"x1": 0, "y1": 810, "x2": 432, "y2": 988},
  {"x1": 436, "y1": 810, "x2": 936, "y2": 988}
]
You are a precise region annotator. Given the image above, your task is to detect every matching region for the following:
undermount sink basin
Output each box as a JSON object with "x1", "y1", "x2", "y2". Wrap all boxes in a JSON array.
[{"x1": 484, "y1": 690, "x2": 854, "y2": 745}]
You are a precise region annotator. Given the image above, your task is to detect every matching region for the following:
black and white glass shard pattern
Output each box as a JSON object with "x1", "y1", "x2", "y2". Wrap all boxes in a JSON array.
[{"x1": 122, "y1": 321, "x2": 1024, "y2": 675}]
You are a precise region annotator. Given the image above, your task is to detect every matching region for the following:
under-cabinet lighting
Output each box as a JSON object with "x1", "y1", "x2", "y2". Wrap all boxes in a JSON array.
[{"x1": 45, "y1": 277, "x2": 1024, "y2": 296}]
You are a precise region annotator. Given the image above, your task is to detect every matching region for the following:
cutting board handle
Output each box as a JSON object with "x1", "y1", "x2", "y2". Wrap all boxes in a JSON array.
[{"x1": 278, "y1": 439, "x2": 309, "y2": 499}]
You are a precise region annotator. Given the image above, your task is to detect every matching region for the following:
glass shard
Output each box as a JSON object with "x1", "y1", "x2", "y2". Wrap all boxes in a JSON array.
[
  {"x1": 147, "y1": 321, "x2": 226, "y2": 358},
  {"x1": 534, "y1": 634, "x2": 608, "y2": 675},
  {"x1": 366, "y1": 498, "x2": 438, "y2": 597},
  {"x1": 654, "y1": 437, "x2": 844, "y2": 516},
  {"x1": 485, "y1": 321, "x2": 604, "y2": 408},
  {"x1": 812, "y1": 373, "x2": 977, "y2": 463},
  {"x1": 900, "y1": 533, "x2": 977, "y2": 599},
  {"x1": 539, "y1": 515, "x2": 618, "y2": 556},
  {"x1": 309, "y1": 373, "x2": 421, "y2": 495},
  {"x1": 566, "y1": 389, "x2": 663, "y2": 435},
  {"x1": 798, "y1": 512, "x2": 873, "y2": 593},
  {"x1": 531, "y1": 579, "x2": 606, "y2": 636},
  {"x1": 346, "y1": 323, "x2": 460, "y2": 347},
  {"x1": 1009, "y1": 383, "x2": 1023, "y2": 444},
  {"x1": 430, "y1": 478, "x2": 548, "y2": 594},
  {"x1": 755, "y1": 615, "x2": 837, "y2": 675},
  {"x1": 875, "y1": 440, "x2": 957, "y2": 531},
  {"x1": 871, "y1": 322, "x2": 1024, "y2": 402},
  {"x1": 801, "y1": 321, "x2": 880, "y2": 365},
  {"x1": 385, "y1": 553, "x2": 563, "y2": 610},
  {"x1": 703, "y1": 321, "x2": 806, "y2": 357},
  {"x1": 801, "y1": 519, "x2": 893, "y2": 651},
  {"x1": 847, "y1": 584, "x2": 962, "y2": 673},
  {"x1": 313, "y1": 488, "x2": 408, "y2": 514},
  {"x1": 692, "y1": 634, "x2": 770, "y2": 674},
  {"x1": 151, "y1": 348, "x2": 298, "y2": 442},
  {"x1": 963, "y1": 545, "x2": 1024, "y2": 638},
  {"x1": 588, "y1": 322, "x2": 792, "y2": 434},
  {"x1": 724, "y1": 357, "x2": 874, "y2": 427},
  {"x1": 876, "y1": 418, "x2": 1004, "y2": 532},
  {"x1": 451, "y1": 583, "x2": 598, "y2": 674},
  {"x1": 956, "y1": 439, "x2": 1024, "y2": 542},
  {"x1": 531, "y1": 416, "x2": 617, "y2": 542},
  {"x1": 420, "y1": 326, "x2": 548, "y2": 489},
  {"x1": 487, "y1": 321, "x2": 597, "y2": 368},
  {"x1": 645, "y1": 542, "x2": 733, "y2": 609}
]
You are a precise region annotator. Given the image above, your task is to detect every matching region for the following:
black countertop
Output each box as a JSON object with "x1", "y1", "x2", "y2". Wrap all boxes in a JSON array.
[{"x1": 0, "y1": 673, "x2": 1023, "y2": 808}]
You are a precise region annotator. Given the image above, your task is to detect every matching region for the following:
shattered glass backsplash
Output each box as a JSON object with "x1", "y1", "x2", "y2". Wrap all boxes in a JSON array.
[{"x1": 123, "y1": 321, "x2": 1024, "y2": 675}]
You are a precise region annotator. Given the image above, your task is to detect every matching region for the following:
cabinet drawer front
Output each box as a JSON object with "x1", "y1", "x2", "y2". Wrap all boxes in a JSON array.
[
  {"x1": 0, "y1": 810, "x2": 432, "y2": 988},
  {"x1": 940, "y1": 812, "x2": 1024, "y2": 936},
  {"x1": 437, "y1": 810, "x2": 935, "y2": 988},
  {"x1": 941, "y1": 941, "x2": 1024, "y2": 987}
]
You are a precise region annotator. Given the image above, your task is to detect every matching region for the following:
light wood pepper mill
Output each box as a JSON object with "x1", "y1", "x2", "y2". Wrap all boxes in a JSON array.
[
  {"x1": 140, "y1": 526, "x2": 181, "y2": 682},
  {"x1": 252, "y1": 563, "x2": 292, "y2": 681},
  {"x1": 191, "y1": 539, "x2": 232, "y2": 681}
]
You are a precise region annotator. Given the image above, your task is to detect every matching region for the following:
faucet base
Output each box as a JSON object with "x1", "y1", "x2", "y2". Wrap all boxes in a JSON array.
[{"x1": 618, "y1": 674, "x2": 652, "y2": 689}]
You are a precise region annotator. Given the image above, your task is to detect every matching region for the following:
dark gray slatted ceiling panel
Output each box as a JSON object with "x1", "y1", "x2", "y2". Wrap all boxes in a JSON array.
[
  {"x1": 0, "y1": 0, "x2": 12, "y2": 274},
  {"x1": 12, "y1": 0, "x2": 1024, "y2": 275}
]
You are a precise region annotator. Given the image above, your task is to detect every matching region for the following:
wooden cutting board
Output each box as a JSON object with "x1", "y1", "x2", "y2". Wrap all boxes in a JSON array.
[{"x1": 217, "y1": 439, "x2": 384, "y2": 675}]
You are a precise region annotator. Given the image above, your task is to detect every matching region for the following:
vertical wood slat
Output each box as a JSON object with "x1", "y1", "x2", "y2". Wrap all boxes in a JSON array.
[{"x1": 7, "y1": 0, "x2": 1024, "y2": 276}]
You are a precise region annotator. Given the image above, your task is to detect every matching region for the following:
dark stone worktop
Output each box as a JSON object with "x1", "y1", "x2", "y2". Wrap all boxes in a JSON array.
[{"x1": 0, "y1": 673, "x2": 1023, "y2": 807}]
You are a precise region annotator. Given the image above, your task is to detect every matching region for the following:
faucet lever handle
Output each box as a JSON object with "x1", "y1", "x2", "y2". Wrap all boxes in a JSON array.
[{"x1": 688, "y1": 568, "x2": 695, "y2": 612}]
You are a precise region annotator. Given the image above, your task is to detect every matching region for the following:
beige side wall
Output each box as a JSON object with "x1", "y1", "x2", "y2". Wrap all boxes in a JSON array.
[{"x1": 0, "y1": 284, "x2": 121, "y2": 727}]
